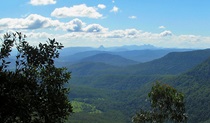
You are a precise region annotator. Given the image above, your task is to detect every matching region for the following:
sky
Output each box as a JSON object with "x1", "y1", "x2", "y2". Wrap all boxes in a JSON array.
[{"x1": 0, "y1": 0, "x2": 210, "y2": 48}]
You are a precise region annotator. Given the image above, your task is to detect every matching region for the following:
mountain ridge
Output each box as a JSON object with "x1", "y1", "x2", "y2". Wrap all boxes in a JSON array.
[{"x1": 79, "y1": 53, "x2": 138, "y2": 66}]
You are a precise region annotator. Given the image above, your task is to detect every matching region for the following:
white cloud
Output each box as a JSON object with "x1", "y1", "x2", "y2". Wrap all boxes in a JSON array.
[
  {"x1": 63, "y1": 18, "x2": 85, "y2": 32},
  {"x1": 129, "y1": 16, "x2": 137, "y2": 19},
  {"x1": 84, "y1": 24, "x2": 108, "y2": 32},
  {"x1": 1, "y1": 14, "x2": 210, "y2": 49},
  {"x1": 26, "y1": 14, "x2": 60, "y2": 29},
  {"x1": 23, "y1": 30, "x2": 209, "y2": 49},
  {"x1": 104, "y1": 30, "x2": 125, "y2": 38},
  {"x1": 0, "y1": 14, "x2": 108, "y2": 34},
  {"x1": 159, "y1": 26, "x2": 166, "y2": 29},
  {"x1": 110, "y1": 6, "x2": 119, "y2": 13},
  {"x1": 51, "y1": 4, "x2": 103, "y2": 19},
  {"x1": 103, "y1": 29, "x2": 141, "y2": 39},
  {"x1": 0, "y1": 14, "x2": 60, "y2": 30},
  {"x1": 98, "y1": 4, "x2": 106, "y2": 9},
  {"x1": 159, "y1": 30, "x2": 172, "y2": 37},
  {"x1": 125, "y1": 29, "x2": 140, "y2": 36},
  {"x1": 30, "y1": 0, "x2": 56, "y2": 6},
  {"x1": 112, "y1": 0, "x2": 115, "y2": 3},
  {"x1": 60, "y1": 19, "x2": 107, "y2": 33},
  {"x1": 178, "y1": 35, "x2": 201, "y2": 42}
]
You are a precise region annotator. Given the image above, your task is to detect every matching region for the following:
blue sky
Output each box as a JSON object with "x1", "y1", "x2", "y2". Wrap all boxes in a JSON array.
[{"x1": 0, "y1": 0, "x2": 210, "y2": 48}]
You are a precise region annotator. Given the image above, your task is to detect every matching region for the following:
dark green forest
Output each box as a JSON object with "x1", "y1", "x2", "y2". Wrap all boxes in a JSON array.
[{"x1": 65, "y1": 48, "x2": 210, "y2": 123}]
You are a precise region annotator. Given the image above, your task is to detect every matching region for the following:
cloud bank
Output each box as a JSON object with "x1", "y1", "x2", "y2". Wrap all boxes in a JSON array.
[{"x1": 1, "y1": 13, "x2": 209, "y2": 49}]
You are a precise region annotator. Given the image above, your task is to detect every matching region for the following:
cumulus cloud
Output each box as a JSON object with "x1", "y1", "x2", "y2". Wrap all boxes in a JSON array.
[
  {"x1": 98, "y1": 4, "x2": 106, "y2": 9},
  {"x1": 159, "y1": 26, "x2": 166, "y2": 29},
  {"x1": 0, "y1": 14, "x2": 109, "y2": 34},
  {"x1": 103, "y1": 29, "x2": 141, "y2": 39},
  {"x1": 63, "y1": 18, "x2": 85, "y2": 32},
  {"x1": 0, "y1": 14, "x2": 60, "y2": 30},
  {"x1": 26, "y1": 14, "x2": 60, "y2": 29},
  {"x1": 159, "y1": 30, "x2": 172, "y2": 37},
  {"x1": 125, "y1": 29, "x2": 140, "y2": 36},
  {"x1": 30, "y1": 0, "x2": 56, "y2": 6},
  {"x1": 129, "y1": 16, "x2": 137, "y2": 19},
  {"x1": 51, "y1": 4, "x2": 103, "y2": 19},
  {"x1": 110, "y1": 6, "x2": 119, "y2": 13},
  {"x1": 84, "y1": 24, "x2": 108, "y2": 32}
]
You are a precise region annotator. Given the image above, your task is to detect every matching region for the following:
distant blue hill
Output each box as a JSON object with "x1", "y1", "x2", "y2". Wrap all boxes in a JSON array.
[{"x1": 79, "y1": 53, "x2": 139, "y2": 66}]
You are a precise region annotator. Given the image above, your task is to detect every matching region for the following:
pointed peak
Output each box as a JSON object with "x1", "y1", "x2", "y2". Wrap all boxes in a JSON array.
[{"x1": 98, "y1": 45, "x2": 105, "y2": 49}]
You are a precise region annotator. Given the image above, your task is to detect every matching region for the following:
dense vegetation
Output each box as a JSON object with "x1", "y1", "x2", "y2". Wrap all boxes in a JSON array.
[
  {"x1": 133, "y1": 82, "x2": 187, "y2": 123},
  {"x1": 65, "y1": 48, "x2": 210, "y2": 123},
  {"x1": 167, "y1": 57, "x2": 210, "y2": 123},
  {"x1": 0, "y1": 32, "x2": 72, "y2": 123}
]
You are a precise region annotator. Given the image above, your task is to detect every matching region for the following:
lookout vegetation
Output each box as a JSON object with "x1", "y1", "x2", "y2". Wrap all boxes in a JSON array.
[
  {"x1": 0, "y1": 32, "x2": 73, "y2": 123},
  {"x1": 132, "y1": 82, "x2": 187, "y2": 123}
]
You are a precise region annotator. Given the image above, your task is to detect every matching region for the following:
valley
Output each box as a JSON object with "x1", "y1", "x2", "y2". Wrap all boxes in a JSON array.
[{"x1": 59, "y1": 45, "x2": 210, "y2": 123}]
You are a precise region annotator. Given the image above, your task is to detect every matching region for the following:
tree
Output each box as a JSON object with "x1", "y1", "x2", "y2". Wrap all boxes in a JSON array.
[
  {"x1": 0, "y1": 32, "x2": 73, "y2": 123},
  {"x1": 132, "y1": 82, "x2": 187, "y2": 123}
]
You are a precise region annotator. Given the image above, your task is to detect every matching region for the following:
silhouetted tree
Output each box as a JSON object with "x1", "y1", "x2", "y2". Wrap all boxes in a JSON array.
[{"x1": 0, "y1": 32, "x2": 73, "y2": 123}]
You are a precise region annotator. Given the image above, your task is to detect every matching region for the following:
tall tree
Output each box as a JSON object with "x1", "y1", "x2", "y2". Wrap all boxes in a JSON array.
[
  {"x1": 132, "y1": 82, "x2": 187, "y2": 123},
  {"x1": 0, "y1": 32, "x2": 73, "y2": 123}
]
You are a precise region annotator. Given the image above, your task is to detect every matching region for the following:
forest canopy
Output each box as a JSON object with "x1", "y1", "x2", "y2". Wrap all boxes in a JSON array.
[
  {"x1": 132, "y1": 82, "x2": 187, "y2": 123},
  {"x1": 0, "y1": 32, "x2": 72, "y2": 123}
]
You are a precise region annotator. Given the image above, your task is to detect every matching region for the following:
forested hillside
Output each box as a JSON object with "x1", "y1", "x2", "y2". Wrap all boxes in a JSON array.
[
  {"x1": 68, "y1": 49, "x2": 210, "y2": 77},
  {"x1": 66, "y1": 48, "x2": 210, "y2": 123},
  {"x1": 128, "y1": 49, "x2": 210, "y2": 75},
  {"x1": 79, "y1": 53, "x2": 138, "y2": 66},
  {"x1": 167, "y1": 57, "x2": 210, "y2": 123}
]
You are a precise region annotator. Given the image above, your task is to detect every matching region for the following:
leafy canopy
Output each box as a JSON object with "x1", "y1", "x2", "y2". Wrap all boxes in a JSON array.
[
  {"x1": 132, "y1": 82, "x2": 187, "y2": 123},
  {"x1": 0, "y1": 32, "x2": 73, "y2": 123}
]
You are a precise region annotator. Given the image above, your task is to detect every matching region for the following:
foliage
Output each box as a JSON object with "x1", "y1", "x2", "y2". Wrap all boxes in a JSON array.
[
  {"x1": 169, "y1": 57, "x2": 210, "y2": 123},
  {"x1": 132, "y1": 82, "x2": 187, "y2": 123},
  {"x1": 0, "y1": 32, "x2": 72, "y2": 123},
  {"x1": 71, "y1": 101, "x2": 102, "y2": 114}
]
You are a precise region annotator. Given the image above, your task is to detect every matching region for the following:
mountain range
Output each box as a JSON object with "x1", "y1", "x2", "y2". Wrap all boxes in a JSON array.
[{"x1": 61, "y1": 46, "x2": 210, "y2": 123}]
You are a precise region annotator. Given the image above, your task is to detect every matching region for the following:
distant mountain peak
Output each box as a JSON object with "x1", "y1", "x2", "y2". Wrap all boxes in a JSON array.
[{"x1": 98, "y1": 45, "x2": 105, "y2": 50}]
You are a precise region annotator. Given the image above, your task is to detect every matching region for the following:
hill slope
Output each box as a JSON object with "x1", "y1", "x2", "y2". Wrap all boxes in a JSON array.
[
  {"x1": 79, "y1": 53, "x2": 138, "y2": 66},
  {"x1": 128, "y1": 49, "x2": 210, "y2": 75},
  {"x1": 67, "y1": 49, "x2": 210, "y2": 123},
  {"x1": 113, "y1": 49, "x2": 191, "y2": 62},
  {"x1": 168, "y1": 57, "x2": 210, "y2": 123},
  {"x1": 59, "y1": 48, "x2": 192, "y2": 63},
  {"x1": 67, "y1": 62, "x2": 119, "y2": 76}
]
